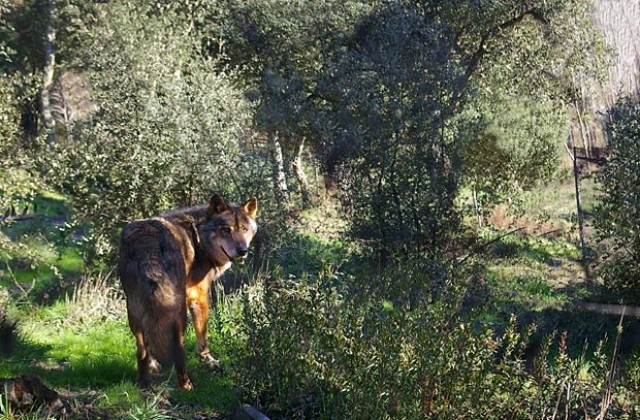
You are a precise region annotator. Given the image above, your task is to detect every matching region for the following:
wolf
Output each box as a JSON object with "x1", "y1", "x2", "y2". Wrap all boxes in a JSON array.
[{"x1": 118, "y1": 194, "x2": 258, "y2": 390}]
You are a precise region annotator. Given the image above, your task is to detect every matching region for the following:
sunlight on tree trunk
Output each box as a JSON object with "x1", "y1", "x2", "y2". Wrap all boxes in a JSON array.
[
  {"x1": 270, "y1": 131, "x2": 289, "y2": 207},
  {"x1": 293, "y1": 136, "x2": 311, "y2": 208},
  {"x1": 41, "y1": 0, "x2": 56, "y2": 144}
]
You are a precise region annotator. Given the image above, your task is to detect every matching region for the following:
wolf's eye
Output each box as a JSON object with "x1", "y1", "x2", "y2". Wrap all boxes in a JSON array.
[
  {"x1": 240, "y1": 225, "x2": 248, "y2": 232},
  {"x1": 221, "y1": 225, "x2": 231, "y2": 234}
]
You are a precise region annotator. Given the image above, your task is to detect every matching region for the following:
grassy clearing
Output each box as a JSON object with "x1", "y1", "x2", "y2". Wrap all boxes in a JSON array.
[
  {"x1": 470, "y1": 176, "x2": 640, "y2": 365},
  {"x1": 0, "y1": 187, "x2": 243, "y2": 418}
]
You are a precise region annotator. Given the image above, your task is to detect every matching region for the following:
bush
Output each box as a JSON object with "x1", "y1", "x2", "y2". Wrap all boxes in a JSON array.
[
  {"x1": 320, "y1": 3, "x2": 463, "y2": 260},
  {"x1": 40, "y1": 2, "x2": 254, "y2": 263},
  {"x1": 462, "y1": 94, "x2": 568, "y2": 217},
  {"x1": 224, "y1": 266, "x2": 622, "y2": 419},
  {"x1": 595, "y1": 98, "x2": 640, "y2": 292}
]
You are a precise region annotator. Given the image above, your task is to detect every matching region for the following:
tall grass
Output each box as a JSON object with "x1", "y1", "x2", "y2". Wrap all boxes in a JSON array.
[{"x1": 64, "y1": 269, "x2": 125, "y2": 326}]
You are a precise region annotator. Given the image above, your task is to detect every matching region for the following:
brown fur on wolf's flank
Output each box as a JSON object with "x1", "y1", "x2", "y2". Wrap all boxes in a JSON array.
[{"x1": 118, "y1": 194, "x2": 258, "y2": 390}]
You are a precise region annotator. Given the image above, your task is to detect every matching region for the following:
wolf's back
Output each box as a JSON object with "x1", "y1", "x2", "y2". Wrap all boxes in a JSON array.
[{"x1": 118, "y1": 219, "x2": 189, "y2": 369}]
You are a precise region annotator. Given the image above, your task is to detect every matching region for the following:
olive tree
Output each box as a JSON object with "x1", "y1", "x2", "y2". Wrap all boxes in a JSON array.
[
  {"x1": 309, "y1": 0, "x2": 606, "y2": 261},
  {"x1": 462, "y1": 94, "x2": 569, "y2": 219},
  {"x1": 42, "y1": 1, "x2": 252, "y2": 261}
]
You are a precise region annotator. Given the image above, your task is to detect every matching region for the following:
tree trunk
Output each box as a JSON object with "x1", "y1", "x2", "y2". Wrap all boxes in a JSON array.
[
  {"x1": 41, "y1": 0, "x2": 56, "y2": 143},
  {"x1": 269, "y1": 131, "x2": 289, "y2": 207},
  {"x1": 471, "y1": 184, "x2": 484, "y2": 228},
  {"x1": 292, "y1": 137, "x2": 311, "y2": 208}
]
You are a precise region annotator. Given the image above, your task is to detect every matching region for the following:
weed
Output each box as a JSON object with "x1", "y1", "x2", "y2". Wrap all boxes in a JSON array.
[
  {"x1": 125, "y1": 389, "x2": 173, "y2": 420},
  {"x1": 64, "y1": 269, "x2": 125, "y2": 326},
  {"x1": 0, "y1": 386, "x2": 11, "y2": 420}
]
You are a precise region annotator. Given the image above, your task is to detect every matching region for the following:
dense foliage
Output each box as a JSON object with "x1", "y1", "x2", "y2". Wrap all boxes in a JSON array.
[
  {"x1": 595, "y1": 99, "x2": 640, "y2": 292},
  {"x1": 227, "y1": 270, "x2": 625, "y2": 419},
  {"x1": 41, "y1": 2, "x2": 254, "y2": 261},
  {"x1": 1, "y1": 0, "x2": 608, "y2": 261},
  {"x1": 463, "y1": 94, "x2": 569, "y2": 214}
]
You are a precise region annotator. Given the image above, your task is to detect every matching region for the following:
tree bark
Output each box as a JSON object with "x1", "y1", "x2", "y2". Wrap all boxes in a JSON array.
[
  {"x1": 269, "y1": 131, "x2": 289, "y2": 207},
  {"x1": 292, "y1": 137, "x2": 311, "y2": 208},
  {"x1": 41, "y1": 0, "x2": 56, "y2": 143}
]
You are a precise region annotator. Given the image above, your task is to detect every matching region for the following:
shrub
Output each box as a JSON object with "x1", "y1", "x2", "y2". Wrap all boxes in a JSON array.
[
  {"x1": 462, "y1": 94, "x2": 568, "y2": 217},
  {"x1": 594, "y1": 98, "x2": 640, "y2": 292},
  {"x1": 225, "y1": 267, "x2": 622, "y2": 419}
]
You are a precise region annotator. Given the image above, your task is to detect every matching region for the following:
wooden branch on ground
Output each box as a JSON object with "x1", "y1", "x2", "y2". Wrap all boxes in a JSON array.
[{"x1": 458, "y1": 227, "x2": 525, "y2": 264}]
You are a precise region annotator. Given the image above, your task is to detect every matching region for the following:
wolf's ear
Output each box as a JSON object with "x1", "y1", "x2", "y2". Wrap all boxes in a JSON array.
[
  {"x1": 207, "y1": 194, "x2": 230, "y2": 218},
  {"x1": 241, "y1": 197, "x2": 258, "y2": 219}
]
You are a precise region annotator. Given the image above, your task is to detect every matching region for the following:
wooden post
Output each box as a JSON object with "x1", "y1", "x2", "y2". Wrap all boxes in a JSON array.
[{"x1": 573, "y1": 147, "x2": 586, "y2": 259}]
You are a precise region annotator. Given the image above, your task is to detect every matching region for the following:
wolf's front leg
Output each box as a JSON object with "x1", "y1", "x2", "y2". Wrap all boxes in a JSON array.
[{"x1": 186, "y1": 284, "x2": 220, "y2": 368}]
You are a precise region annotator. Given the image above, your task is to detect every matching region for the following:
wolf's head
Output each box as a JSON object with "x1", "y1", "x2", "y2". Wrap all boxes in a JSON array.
[{"x1": 197, "y1": 194, "x2": 258, "y2": 267}]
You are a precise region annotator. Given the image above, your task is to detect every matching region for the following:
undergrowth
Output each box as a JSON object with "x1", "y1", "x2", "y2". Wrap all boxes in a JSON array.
[
  {"x1": 221, "y1": 263, "x2": 639, "y2": 419},
  {"x1": 3, "y1": 174, "x2": 640, "y2": 419}
]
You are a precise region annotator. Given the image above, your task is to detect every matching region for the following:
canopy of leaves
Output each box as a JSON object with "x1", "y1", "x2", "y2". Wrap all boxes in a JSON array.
[
  {"x1": 302, "y1": 0, "x2": 603, "y2": 257},
  {"x1": 1, "y1": 0, "x2": 609, "y2": 263}
]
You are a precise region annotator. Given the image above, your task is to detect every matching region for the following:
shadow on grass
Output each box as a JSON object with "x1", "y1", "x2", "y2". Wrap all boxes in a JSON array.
[
  {"x1": 0, "y1": 332, "x2": 52, "y2": 378},
  {"x1": 487, "y1": 234, "x2": 580, "y2": 264},
  {"x1": 472, "y1": 257, "x2": 640, "y2": 363},
  {"x1": 478, "y1": 286, "x2": 640, "y2": 363}
]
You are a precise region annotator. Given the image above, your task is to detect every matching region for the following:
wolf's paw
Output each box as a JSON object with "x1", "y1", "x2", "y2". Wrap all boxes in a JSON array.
[
  {"x1": 137, "y1": 374, "x2": 152, "y2": 389},
  {"x1": 180, "y1": 377, "x2": 193, "y2": 391},
  {"x1": 198, "y1": 353, "x2": 221, "y2": 370}
]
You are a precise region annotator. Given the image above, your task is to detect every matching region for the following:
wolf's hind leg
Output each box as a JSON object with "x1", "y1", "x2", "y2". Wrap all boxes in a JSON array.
[
  {"x1": 132, "y1": 329, "x2": 153, "y2": 387},
  {"x1": 172, "y1": 317, "x2": 193, "y2": 390}
]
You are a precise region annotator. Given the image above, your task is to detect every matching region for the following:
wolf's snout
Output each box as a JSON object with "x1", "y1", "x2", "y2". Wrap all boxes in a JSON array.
[{"x1": 236, "y1": 247, "x2": 249, "y2": 257}]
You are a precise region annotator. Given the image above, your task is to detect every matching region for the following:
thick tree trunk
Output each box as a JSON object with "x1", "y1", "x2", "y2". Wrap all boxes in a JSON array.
[
  {"x1": 292, "y1": 137, "x2": 311, "y2": 208},
  {"x1": 269, "y1": 131, "x2": 289, "y2": 207},
  {"x1": 41, "y1": 0, "x2": 56, "y2": 143}
]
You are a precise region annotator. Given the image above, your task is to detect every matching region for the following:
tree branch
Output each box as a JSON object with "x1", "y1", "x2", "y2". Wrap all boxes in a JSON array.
[{"x1": 448, "y1": 7, "x2": 548, "y2": 117}]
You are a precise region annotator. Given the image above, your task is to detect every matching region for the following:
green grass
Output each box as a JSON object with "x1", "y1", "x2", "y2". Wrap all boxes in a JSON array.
[
  {"x1": 1, "y1": 183, "x2": 242, "y2": 417},
  {"x1": 0, "y1": 220, "x2": 84, "y2": 299},
  {"x1": 520, "y1": 177, "x2": 600, "y2": 221},
  {"x1": 96, "y1": 381, "x2": 150, "y2": 415},
  {"x1": 1, "y1": 305, "x2": 240, "y2": 418}
]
